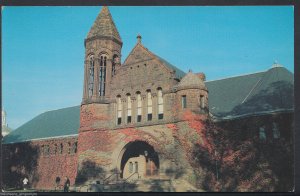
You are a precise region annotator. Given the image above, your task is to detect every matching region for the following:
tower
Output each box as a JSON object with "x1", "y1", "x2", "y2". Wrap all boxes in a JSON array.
[{"x1": 82, "y1": 6, "x2": 122, "y2": 104}]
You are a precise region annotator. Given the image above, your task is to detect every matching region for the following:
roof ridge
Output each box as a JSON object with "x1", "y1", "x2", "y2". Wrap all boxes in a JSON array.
[
  {"x1": 205, "y1": 70, "x2": 266, "y2": 83},
  {"x1": 240, "y1": 71, "x2": 267, "y2": 104}
]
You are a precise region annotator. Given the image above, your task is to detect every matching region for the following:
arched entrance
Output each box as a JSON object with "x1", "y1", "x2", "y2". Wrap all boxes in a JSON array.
[{"x1": 119, "y1": 141, "x2": 159, "y2": 179}]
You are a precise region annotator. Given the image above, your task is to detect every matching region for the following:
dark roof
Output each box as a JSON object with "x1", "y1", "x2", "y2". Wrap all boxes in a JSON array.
[
  {"x1": 205, "y1": 66, "x2": 294, "y2": 119},
  {"x1": 154, "y1": 55, "x2": 186, "y2": 79},
  {"x1": 86, "y1": 6, "x2": 122, "y2": 43},
  {"x1": 3, "y1": 106, "x2": 80, "y2": 144}
]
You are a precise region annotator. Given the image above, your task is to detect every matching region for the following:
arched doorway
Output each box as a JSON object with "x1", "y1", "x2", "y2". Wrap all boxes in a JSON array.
[{"x1": 119, "y1": 141, "x2": 159, "y2": 179}]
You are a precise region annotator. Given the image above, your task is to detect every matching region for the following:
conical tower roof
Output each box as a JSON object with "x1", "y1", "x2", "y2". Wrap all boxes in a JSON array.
[
  {"x1": 86, "y1": 6, "x2": 122, "y2": 43},
  {"x1": 177, "y1": 71, "x2": 207, "y2": 90}
]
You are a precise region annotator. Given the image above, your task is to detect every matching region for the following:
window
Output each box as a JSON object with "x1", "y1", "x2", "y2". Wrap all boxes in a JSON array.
[
  {"x1": 200, "y1": 95, "x2": 205, "y2": 109},
  {"x1": 272, "y1": 122, "x2": 280, "y2": 139},
  {"x1": 135, "y1": 162, "x2": 138, "y2": 173},
  {"x1": 117, "y1": 96, "x2": 122, "y2": 125},
  {"x1": 259, "y1": 127, "x2": 266, "y2": 141},
  {"x1": 182, "y1": 95, "x2": 187, "y2": 109},
  {"x1": 44, "y1": 145, "x2": 50, "y2": 156},
  {"x1": 147, "y1": 91, "x2": 152, "y2": 121},
  {"x1": 88, "y1": 55, "x2": 94, "y2": 97},
  {"x1": 129, "y1": 162, "x2": 133, "y2": 173},
  {"x1": 137, "y1": 92, "x2": 142, "y2": 122},
  {"x1": 68, "y1": 142, "x2": 71, "y2": 154},
  {"x1": 148, "y1": 114, "x2": 152, "y2": 121},
  {"x1": 54, "y1": 144, "x2": 58, "y2": 155},
  {"x1": 99, "y1": 55, "x2": 107, "y2": 96},
  {"x1": 59, "y1": 143, "x2": 63, "y2": 154},
  {"x1": 157, "y1": 88, "x2": 163, "y2": 119},
  {"x1": 41, "y1": 145, "x2": 44, "y2": 155},
  {"x1": 72, "y1": 142, "x2": 78, "y2": 154},
  {"x1": 127, "y1": 94, "x2": 132, "y2": 123}
]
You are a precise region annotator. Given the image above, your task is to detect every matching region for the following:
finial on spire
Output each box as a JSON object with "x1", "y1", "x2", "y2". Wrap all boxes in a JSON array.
[{"x1": 137, "y1": 34, "x2": 142, "y2": 43}]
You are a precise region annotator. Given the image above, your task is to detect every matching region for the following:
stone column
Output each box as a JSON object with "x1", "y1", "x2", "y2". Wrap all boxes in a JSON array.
[
  {"x1": 131, "y1": 96, "x2": 136, "y2": 124},
  {"x1": 142, "y1": 94, "x2": 147, "y2": 123},
  {"x1": 152, "y1": 92, "x2": 158, "y2": 121},
  {"x1": 105, "y1": 58, "x2": 113, "y2": 98},
  {"x1": 122, "y1": 97, "x2": 127, "y2": 126}
]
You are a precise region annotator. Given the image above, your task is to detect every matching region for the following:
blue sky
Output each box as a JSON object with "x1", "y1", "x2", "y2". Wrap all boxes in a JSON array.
[{"x1": 2, "y1": 6, "x2": 294, "y2": 129}]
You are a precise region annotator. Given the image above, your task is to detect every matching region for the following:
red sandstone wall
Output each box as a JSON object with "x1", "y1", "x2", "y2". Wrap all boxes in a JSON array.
[{"x1": 3, "y1": 136, "x2": 78, "y2": 190}]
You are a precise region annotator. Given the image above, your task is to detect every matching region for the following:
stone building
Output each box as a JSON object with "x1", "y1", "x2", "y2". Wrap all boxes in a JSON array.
[{"x1": 2, "y1": 7, "x2": 294, "y2": 191}]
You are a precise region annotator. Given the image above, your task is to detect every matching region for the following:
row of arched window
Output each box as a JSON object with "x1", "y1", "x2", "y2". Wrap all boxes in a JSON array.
[
  {"x1": 88, "y1": 54, "x2": 119, "y2": 98},
  {"x1": 259, "y1": 122, "x2": 280, "y2": 141},
  {"x1": 40, "y1": 142, "x2": 77, "y2": 156},
  {"x1": 116, "y1": 88, "x2": 164, "y2": 125}
]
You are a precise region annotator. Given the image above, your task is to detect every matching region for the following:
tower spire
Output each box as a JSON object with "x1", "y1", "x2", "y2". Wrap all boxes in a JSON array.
[{"x1": 86, "y1": 6, "x2": 122, "y2": 44}]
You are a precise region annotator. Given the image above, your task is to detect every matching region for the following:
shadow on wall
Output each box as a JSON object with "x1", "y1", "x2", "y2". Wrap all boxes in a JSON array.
[
  {"x1": 2, "y1": 134, "x2": 40, "y2": 189},
  {"x1": 75, "y1": 160, "x2": 106, "y2": 185}
]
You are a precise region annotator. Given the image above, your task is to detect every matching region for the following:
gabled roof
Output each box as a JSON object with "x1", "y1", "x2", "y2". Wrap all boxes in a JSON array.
[
  {"x1": 154, "y1": 55, "x2": 186, "y2": 79},
  {"x1": 123, "y1": 40, "x2": 185, "y2": 79},
  {"x1": 205, "y1": 66, "x2": 294, "y2": 119},
  {"x1": 86, "y1": 6, "x2": 122, "y2": 43},
  {"x1": 3, "y1": 106, "x2": 80, "y2": 144}
]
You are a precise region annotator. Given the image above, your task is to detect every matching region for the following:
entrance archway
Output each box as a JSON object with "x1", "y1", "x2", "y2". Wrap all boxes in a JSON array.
[{"x1": 119, "y1": 141, "x2": 159, "y2": 179}]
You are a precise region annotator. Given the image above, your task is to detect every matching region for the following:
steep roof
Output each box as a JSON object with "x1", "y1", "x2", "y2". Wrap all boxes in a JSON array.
[
  {"x1": 205, "y1": 66, "x2": 294, "y2": 119},
  {"x1": 3, "y1": 67, "x2": 293, "y2": 144},
  {"x1": 123, "y1": 40, "x2": 185, "y2": 79},
  {"x1": 154, "y1": 55, "x2": 186, "y2": 79},
  {"x1": 3, "y1": 106, "x2": 80, "y2": 144},
  {"x1": 86, "y1": 6, "x2": 122, "y2": 43}
]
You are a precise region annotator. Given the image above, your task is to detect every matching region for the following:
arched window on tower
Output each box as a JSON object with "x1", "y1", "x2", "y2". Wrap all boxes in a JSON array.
[
  {"x1": 127, "y1": 94, "x2": 132, "y2": 123},
  {"x1": 99, "y1": 55, "x2": 107, "y2": 96},
  {"x1": 157, "y1": 88, "x2": 163, "y2": 119},
  {"x1": 117, "y1": 96, "x2": 122, "y2": 125},
  {"x1": 88, "y1": 55, "x2": 94, "y2": 97},
  {"x1": 136, "y1": 92, "x2": 142, "y2": 122},
  {"x1": 147, "y1": 90, "x2": 152, "y2": 121}
]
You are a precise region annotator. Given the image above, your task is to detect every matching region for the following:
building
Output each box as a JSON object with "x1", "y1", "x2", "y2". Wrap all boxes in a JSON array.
[
  {"x1": 1, "y1": 110, "x2": 12, "y2": 138},
  {"x1": 2, "y1": 7, "x2": 294, "y2": 191}
]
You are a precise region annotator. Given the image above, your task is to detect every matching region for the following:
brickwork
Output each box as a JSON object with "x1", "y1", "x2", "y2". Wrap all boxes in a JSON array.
[{"x1": 3, "y1": 136, "x2": 78, "y2": 190}]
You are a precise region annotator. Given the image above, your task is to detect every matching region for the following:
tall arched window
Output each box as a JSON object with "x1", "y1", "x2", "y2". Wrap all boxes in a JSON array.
[
  {"x1": 99, "y1": 55, "x2": 107, "y2": 96},
  {"x1": 127, "y1": 94, "x2": 132, "y2": 123},
  {"x1": 137, "y1": 92, "x2": 142, "y2": 122},
  {"x1": 157, "y1": 88, "x2": 163, "y2": 119},
  {"x1": 147, "y1": 90, "x2": 152, "y2": 121},
  {"x1": 117, "y1": 96, "x2": 122, "y2": 125},
  {"x1": 88, "y1": 55, "x2": 94, "y2": 97}
]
